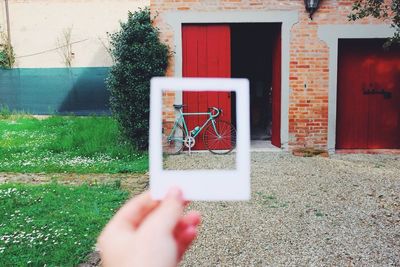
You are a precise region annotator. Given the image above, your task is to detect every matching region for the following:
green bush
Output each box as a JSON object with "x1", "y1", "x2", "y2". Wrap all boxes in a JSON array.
[
  {"x1": 107, "y1": 8, "x2": 169, "y2": 150},
  {"x1": 0, "y1": 28, "x2": 15, "y2": 69}
]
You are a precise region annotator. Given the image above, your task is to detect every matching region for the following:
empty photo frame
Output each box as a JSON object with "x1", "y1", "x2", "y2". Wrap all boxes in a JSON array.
[{"x1": 150, "y1": 77, "x2": 250, "y2": 201}]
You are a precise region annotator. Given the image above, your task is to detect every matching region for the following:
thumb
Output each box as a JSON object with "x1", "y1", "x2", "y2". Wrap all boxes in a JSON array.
[{"x1": 145, "y1": 187, "x2": 184, "y2": 231}]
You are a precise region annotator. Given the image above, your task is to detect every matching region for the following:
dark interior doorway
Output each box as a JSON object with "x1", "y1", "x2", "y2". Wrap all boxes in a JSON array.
[{"x1": 231, "y1": 23, "x2": 281, "y2": 140}]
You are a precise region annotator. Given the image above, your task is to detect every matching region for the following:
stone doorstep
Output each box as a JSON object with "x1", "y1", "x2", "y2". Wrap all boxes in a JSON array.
[{"x1": 336, "y1": 149, "x2": 400, "y2": 155}]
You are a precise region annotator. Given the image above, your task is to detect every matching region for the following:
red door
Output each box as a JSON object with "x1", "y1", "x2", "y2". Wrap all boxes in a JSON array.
[
  {"x1": 182, "y1": 24, "x2": 231, "y2": 150},
  {"x1": 271, "y1": 28, "x2": 282, "y2": 148},
  {"x1": 337, "y1": 39, "x2": 400, "y2": 149}
]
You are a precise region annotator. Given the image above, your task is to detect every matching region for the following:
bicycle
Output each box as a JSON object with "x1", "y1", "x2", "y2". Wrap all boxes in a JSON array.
[{"x1": 162, "y1": 104, "x2": 236, "y2": 155}]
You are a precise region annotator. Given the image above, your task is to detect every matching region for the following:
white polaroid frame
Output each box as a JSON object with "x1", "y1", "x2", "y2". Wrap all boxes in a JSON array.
[{"x1": 149, "y1": 77, "x2": 250, "y2": 201}]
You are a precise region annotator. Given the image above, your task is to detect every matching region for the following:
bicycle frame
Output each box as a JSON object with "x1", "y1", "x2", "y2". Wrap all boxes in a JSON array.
[{"x1": 167, "y1": 108, "x2": 221, "y2": 142}]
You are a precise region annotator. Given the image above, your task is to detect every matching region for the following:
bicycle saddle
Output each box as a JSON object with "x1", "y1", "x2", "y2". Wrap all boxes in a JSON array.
[{"x1": 173, "y1": 104, "x2": 185, "y2": 109}]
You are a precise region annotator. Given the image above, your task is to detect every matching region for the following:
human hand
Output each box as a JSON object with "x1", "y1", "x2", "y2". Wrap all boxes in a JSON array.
[{"x1": 98, "y1": 188, "x2": 201, "y2": 267}]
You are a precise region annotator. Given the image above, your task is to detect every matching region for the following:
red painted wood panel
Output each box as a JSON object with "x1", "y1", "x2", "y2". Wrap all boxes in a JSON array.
[
  {"x1": 337, "y1": 39, "x2": 400, "y2": 149},
  {"x1": 182, "y1": 24, "x2": 231, "y2": 150},
  {"x1": 271, "y1": 27, "x2": 282, "y2": 148},
  {"x1": 337, "y1": 41, "x2": 369, "y2": 148},
  {"x1": 368, "y1": 45, "x2": 400, "y2": 148}
]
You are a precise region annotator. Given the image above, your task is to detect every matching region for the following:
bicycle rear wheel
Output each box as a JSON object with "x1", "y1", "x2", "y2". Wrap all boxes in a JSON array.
[
  {"x1": 203, "y1": 120, "x2": 236, "y2": 154},
  {"x1": 162, "y1": 121, "x2": 184, "y2": 155}
]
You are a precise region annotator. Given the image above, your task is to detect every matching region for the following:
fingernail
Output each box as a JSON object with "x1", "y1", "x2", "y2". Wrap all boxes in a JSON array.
[{"x1": 167, "y1": 187, "x2": 183, "y2": 200}]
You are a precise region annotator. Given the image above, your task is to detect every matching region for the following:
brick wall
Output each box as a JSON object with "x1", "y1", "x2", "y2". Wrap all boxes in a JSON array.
[
  {"x1": 162, "y1": 91, "x2": 176, "y2": 124},
  {"x1": 151, "y1": 0, "x2": 386, "y2": 149}
]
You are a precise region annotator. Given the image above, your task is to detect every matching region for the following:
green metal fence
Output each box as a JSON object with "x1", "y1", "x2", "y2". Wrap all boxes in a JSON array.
[{"x1": 0, "y1": 67, "x2": 110, "y2": 115}]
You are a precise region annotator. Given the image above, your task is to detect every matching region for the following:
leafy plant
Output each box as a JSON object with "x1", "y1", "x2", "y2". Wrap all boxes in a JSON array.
[
  {"x1": 0, "y1": 105, "x2": 11, "y2": 118},
  {"x1": 315, "y1": 210, "x2": 325, "y2": 217},
  {"x1": 0, "y1": 29, "x2": 15, "y2": 69},
  {"x1": 255, "y1": 192, "x2": 288, "y2": 208},
  {"x1": 349, "y1": 0, "x2": 400, "y2": 47},
  {"x1": 107, "y1": 8, "x2": 169, "y2": 150}
]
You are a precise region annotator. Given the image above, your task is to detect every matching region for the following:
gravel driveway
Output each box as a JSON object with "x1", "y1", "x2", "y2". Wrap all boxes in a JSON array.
[{"x1": 168, "y1": 152, "x2": 400, "y2": 266}]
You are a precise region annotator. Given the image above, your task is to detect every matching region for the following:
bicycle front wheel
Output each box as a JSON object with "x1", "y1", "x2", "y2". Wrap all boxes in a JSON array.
[
  {"x1": 162, "y1": 122, "x2": 184, "y2": 155},
  {"x1": 203, "y1": 120, "x2": 236, "y2": 154}
]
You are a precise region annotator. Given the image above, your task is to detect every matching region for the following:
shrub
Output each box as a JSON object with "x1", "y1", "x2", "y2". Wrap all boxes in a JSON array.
[
  {"x1": 0, "y1": 28, "x2": 15, "y2": 69},
  {"x1": 107, "y1": 8, "x2": 169, "y2": 150}
]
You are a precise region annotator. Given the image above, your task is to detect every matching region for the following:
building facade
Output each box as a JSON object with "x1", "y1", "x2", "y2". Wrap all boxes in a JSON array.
[{"x1": 151, "y1": 0, "x2": 400, "y2": 152}]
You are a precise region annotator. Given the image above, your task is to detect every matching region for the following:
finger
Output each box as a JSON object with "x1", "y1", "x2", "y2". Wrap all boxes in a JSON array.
[
  {"x1": 174, "y1": 213, "x2": 201, "y2": 259},
  {"x1": 182, "y1": 211, "x2": 201, "y2": 226},
  {"x1": 143, "y1": 187, "x2": 184, "y2": 232},
  {"x1": 174, "y1": 211, "x2": 201, "y2": 234},
  {"x1": 176, "y1": 225, "x2": 198, "y2": 259},
  {"x1": 111, "y1": 191, "x2": 159, "y2": 229}
]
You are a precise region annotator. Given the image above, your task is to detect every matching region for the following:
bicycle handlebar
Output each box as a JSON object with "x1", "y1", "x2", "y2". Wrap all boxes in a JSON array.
[{"x1": 209, "y1": 107, "x2": 221, "y2": 118}]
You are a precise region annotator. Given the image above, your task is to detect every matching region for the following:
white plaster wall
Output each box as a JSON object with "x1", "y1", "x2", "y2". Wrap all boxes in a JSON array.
[{"x1": 0, "y1": 0, "x2": 148, "y2": 68}]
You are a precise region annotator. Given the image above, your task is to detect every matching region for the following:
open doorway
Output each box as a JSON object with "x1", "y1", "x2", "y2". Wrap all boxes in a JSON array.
[{"x1": 231, "y1": 23, "x2": 281, "y2": 143}]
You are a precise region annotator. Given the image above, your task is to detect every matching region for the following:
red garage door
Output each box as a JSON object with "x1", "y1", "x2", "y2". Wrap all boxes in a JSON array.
[
  {"x1": 182, "y1": 24, "x2": 231, "y2": 150},
  {"x1": 336, "y1": 39, "x2": 400, "y2": 149}
]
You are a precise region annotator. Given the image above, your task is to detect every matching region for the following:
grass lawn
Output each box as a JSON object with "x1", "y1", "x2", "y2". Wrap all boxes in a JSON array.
[
  {"x1": 0, "y1": 182, "x2": 128, "y2": 266},
  {"x1": 0, "y1": 115, "x2": 148, "y2": 173}
]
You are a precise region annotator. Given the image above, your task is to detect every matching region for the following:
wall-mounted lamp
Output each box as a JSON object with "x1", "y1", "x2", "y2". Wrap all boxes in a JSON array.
[{"x1": 304, "y1": 0, "x2": 321, "y2": 20}]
